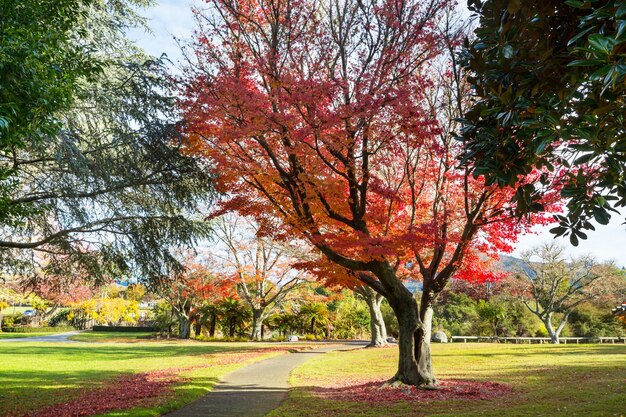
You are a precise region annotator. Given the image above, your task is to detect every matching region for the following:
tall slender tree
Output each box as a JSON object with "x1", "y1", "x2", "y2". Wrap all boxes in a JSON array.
[{"x1": 212, "y1": 216, "x2": 308, "y2": 340}]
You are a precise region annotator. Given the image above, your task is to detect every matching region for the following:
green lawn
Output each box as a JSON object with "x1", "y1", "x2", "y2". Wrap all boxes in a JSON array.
[
  {"x1": 0, "y1": 335, "x2": 296, "y2": 417},
  {"x1": 269, "y1": 343, "x2": 626, "y2": 417},
  {"x1": 1, "y1": 306, "x2": 30, "y2": 315}
]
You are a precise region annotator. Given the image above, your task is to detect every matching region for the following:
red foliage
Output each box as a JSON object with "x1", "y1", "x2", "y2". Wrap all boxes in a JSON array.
[
  {"x1": 181, "y1": 0, "x2": 559, "y2": 294},
  {"x1": 29, "y1": 281, "x2": 95, "y2": 305},
  {"x1": 312, "y1": 378, "x2": 512, "y2": 403}
]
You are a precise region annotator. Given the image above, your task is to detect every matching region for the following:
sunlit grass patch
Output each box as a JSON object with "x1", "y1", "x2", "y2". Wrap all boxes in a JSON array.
[{"x1": 270, "y1": 343, "x2": 626, "y2": 417}]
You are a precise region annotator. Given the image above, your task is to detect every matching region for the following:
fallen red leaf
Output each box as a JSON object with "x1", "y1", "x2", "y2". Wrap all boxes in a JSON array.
[{"x1": 312, "y1": 378, "x2": 512, "y2": 403}]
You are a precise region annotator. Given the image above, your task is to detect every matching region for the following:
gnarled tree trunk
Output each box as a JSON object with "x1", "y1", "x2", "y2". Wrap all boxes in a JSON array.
[
  {"x1": 415, "y1": 292, "x2": 436, "y2": 385},
  {"x1": 386, "y1": 288, "x2": 436, "y2": 387}
]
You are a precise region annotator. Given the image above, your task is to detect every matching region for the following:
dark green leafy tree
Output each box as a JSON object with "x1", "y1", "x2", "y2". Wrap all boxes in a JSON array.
[
  {"x1": 460, "y1": 0, "x2": 626, "y2": 244},
  {"x1": 0, "y1": 0, "x2": 98, "y2": 150},
  {"x1": 1, "y1": 0, "x2": 99, "y2": 223},
  {"x1": 1, "y1": 0, "x2": 213, "y2": 284}
]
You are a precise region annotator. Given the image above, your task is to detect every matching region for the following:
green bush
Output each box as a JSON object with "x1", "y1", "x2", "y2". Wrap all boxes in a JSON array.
[
  {"x1": 152, "y1": 301, "x2": 176, "y2": 334},
  {"x1": 332, "y1": 295, "x2": 369, "y2": 339},
  {"x1": 1, "y1": 314, "x2": 22, "y2": 330},
  {"x1": 569, "y1": 303, "x2": 626, "y2": 337},
  {"x1": 433, "y1": 292, "x2": 480, "y2": 336},
  {"x1": 535, "y1": 326, "x2": 549, "y2": 337}
]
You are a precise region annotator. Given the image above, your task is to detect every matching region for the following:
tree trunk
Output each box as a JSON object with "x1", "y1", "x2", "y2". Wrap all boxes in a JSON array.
[
  {"x1": 310, "y1": 316, "x2": 316, "y2": 335},
  {"x1": 178, "y1": 315, "x2": 191, "y2": 339},
  {"x1": 194, "y1": 321, "x2": 201, "y2": 337},
  {"x1": 555, "y1": 312, "x2": 570, "y2": 342},
  {"x1": 250, "y1": 309, "x2": 264, "y2": 340},
  {"x1": 229, "y1": 316, "x2": 236, "y2": 337},
  {"x1": 360, "y1": 286, "x2": 388, "y2": 347},
  {"x1": 415, "y1": 292, "x2": 436, "y2": 386},
  {"x1": 544, "y1": 313, "x2": 559, "y2": 344},
  {"x1": 387, "y1": 290, "x2": 436, "y2": 387},
  {"x1": 209, "y1": 313, "x2": 216, "y2": 337},
  {"x1": 545, "y1": 312, "x2": 570, "y2": 344}
]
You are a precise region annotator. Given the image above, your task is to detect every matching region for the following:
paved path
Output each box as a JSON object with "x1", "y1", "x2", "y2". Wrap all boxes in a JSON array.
[
  {"x1": 166, "y1": 342, "x2": 365, "y2": 417},
  {"x1": 0, "y1": 331, "x2": 82, "y2": 343}
]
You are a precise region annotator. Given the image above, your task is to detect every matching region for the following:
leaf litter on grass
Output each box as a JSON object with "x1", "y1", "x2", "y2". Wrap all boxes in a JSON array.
[
  {"x1": 312, "y1": 378, "x2": 512, "y2": 404},
  {"x1": 22, "y1": 345, "x2": 312, "y2": 417}
]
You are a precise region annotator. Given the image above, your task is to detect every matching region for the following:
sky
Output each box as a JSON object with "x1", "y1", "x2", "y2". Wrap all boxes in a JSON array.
[
  {"x1": 128, "y1": 0, "x2": 197, "y2": 65},
  {"x1": 131, "y1": 1, "x2": 626, "y2": 265}
]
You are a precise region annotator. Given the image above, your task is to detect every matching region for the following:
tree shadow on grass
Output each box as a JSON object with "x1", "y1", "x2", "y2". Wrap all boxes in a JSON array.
[{"x1": 0, "y1": 343, "x2": 267, "y2": 361}]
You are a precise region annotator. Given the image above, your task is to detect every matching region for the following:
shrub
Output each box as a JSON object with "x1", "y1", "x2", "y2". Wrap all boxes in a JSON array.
[
  {"x1": 535, "y1": 326, "x2": 549, "y2": 337},
  {"x1": 1, "y1": 314, "x2": 21, "y2": 330},
  {"x1": 152, "y1": 300, "x2": 176, "y2": 334},
  {"x1": 569, "y1": 303, "x2": 626, "y2": 337}
]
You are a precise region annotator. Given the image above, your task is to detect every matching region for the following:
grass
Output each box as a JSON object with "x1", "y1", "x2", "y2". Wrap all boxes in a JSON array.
[
  {"x1": 0, "y1": 333, "x2": 298, "y2": 417},
  {"x1": 1, "y1": 306, "x2": 30, "y2": 315},
  {"x1": 269, "y1": 343, "x2": 626, "y2": 417}
]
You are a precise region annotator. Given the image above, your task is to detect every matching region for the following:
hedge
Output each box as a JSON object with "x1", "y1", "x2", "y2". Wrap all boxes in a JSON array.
[
  {"x1": 1, "y1": 326, "x2": 75, "y2": 333},
  {"x1": 92, "y1": 326, "x2": 156, "y2": 332}
]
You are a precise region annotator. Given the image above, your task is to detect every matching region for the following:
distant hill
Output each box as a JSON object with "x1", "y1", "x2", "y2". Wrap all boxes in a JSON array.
[
  {"x1": 401, "y1": 255, "x2": 534, "y2": 294},
  {"x1": 404, "y1": 280, "x2": 423, "y2": 293},
  {"x1": 497, "y1": 255, "x2": 535, "y2": 277}
]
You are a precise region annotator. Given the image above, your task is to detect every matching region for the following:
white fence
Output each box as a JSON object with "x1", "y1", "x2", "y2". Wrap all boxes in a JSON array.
[{"x1": 450, "y1": 336, "x2": 625, "y2": 344}]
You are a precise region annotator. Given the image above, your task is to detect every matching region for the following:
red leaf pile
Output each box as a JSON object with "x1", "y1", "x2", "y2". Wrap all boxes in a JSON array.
[{"x1": 312, "y1": 378, "x2": 512, "y2": 404}]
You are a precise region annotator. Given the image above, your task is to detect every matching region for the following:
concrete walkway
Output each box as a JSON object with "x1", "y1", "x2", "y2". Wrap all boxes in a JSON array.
[
  {"x1": 0, "y1": 330, "x2": 82, "y2": 343},
  {"x1": 166, "y1": 342, "x2": 365, "y2": 417}
]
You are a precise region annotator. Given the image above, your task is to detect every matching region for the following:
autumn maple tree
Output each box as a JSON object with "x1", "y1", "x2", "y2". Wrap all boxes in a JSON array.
[
  {"x1": 181, "y1": 0, "x2": 555, "y2": 387},
  {"x1": 152, "y1": 260, "x2": 231, "y2": 339}
]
